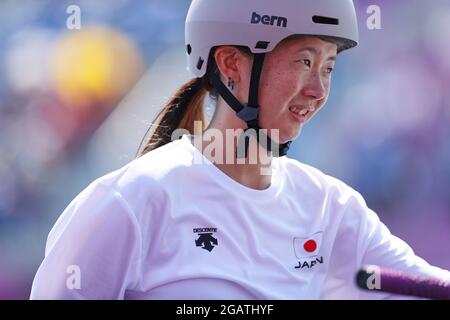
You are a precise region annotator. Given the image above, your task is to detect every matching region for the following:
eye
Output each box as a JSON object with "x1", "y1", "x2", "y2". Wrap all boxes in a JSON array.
[
  {"x1": 326, "y1": 67, "x2": 334, "y2": 74},
  {"x1": 301, "y1": 59, "x2": 311, "y2": 67}
]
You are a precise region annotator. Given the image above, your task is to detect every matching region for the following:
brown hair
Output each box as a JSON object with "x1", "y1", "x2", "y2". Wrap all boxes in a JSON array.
[
  {"x1": 137, "y1": 77, "x2": 209, "y2": 156},
  {"x1": 137, "y1": 46, "x2": 251, "y2": 157}
]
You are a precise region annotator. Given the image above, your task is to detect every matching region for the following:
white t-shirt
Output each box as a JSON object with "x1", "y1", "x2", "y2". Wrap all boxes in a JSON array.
[{"x1": 30, "y1": 134, "x2": 450, "y2": 299}]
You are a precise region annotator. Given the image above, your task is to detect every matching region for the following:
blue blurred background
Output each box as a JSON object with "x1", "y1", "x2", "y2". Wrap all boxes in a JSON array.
[{"x1": 0, "y1": 0, "x2": 449, "y2": 299}]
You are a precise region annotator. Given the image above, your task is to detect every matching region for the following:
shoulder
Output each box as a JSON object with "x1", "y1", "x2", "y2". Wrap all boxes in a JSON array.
[
  {"x1": 84, "y1": 137, "x2": 194, "y2": 217},
  {"x1": 100, "y1": 136, "x2": 193, "y2": 186},
  {"x1": 281, "y1": 157, "x2": 364, "y2": 201},
  {"x1": 101, "y1": 137, "x2": 193, "y2": 186},
  {"x1": 279, "y1": 156, "x2": 371, "y2": 223},
  {"x1": 43, "y1": 137, "x2": 195, "y2": 280}
]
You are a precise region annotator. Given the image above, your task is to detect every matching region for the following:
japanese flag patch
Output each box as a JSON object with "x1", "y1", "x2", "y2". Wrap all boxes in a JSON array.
[{"x1": 293, "y1": 231, "x2": 323, "y2": 259}]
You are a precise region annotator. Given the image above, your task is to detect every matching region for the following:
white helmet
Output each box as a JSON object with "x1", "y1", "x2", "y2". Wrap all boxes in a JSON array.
[
  {"x1": 186, "y1": 0, "x2": 358, "y2": 77},
  {"x1": 185, "y1": 0, "x2": 359, "y2": 157}
]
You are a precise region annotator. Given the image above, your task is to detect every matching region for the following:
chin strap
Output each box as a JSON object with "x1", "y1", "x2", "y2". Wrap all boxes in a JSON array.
[{"x1": 208, "y1": 53, "x2": 291, "y2": 158}]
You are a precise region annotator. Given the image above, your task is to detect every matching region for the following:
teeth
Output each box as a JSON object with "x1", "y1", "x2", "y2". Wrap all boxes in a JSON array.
[
  {"x1": 299, "y1": 109, "x2": 309, "y2": 116},
  {"x1": 289, "y1": 106, "x2": 310, "y2": 116}
]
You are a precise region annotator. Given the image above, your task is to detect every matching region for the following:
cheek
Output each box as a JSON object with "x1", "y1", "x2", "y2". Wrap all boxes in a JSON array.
[{"x1": 260, "y1": 73, "x2": 299, "y2": 114}]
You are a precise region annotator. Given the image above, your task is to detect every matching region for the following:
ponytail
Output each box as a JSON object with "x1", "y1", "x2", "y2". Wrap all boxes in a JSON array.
[
  {"x1": 138, "y1": 77, "x2": 208, "y2": 157},
  {"x1": 137, "y1": 46, "x2": 250, "y2": 158}
]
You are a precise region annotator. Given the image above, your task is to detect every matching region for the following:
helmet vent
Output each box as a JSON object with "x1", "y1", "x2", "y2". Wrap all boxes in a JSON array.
[
  {"x1": 186, "y1": 44, "x2": 192, "y2": 55},
  {"x1": 196, "y1": 57, "x2": 204, "y2": 70},
  {"x1": 255, "y1": 41, "x2": 270, "y2": 49},
  {"x1": 312, "y1": 15, "x2": 339, "y2": 25}
]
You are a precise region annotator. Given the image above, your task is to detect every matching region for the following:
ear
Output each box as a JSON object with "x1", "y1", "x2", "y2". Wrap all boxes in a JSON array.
[{"x1": 214, "y1": 46, "x2": 250, "y2": 84}]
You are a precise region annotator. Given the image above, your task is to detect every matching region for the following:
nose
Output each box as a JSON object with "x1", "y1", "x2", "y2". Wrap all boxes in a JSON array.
[{"x1": 301, "y1": 72, "x2": 327, "y2": 102}]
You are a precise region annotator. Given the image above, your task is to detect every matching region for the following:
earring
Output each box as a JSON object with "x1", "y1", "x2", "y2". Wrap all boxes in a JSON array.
[{"x1": 227, "y1": 77, "x2": 235, "y2": 90}]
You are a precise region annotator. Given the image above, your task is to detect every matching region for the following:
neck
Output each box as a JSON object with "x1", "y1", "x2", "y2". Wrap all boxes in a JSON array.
[{"x1": 193, "y1": 105, "x2": 273, "y2": 190}]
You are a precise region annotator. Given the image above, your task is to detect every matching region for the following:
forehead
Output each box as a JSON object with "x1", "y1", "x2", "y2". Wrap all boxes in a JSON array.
[{"x1": 271, "y1": 37, "x2": 338, "y2": 57}]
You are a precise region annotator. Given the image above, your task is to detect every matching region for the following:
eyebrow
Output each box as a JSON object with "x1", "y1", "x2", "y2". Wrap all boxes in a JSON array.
[{"x1": 296, "y1": 47, "x2": 336, "y2": 61}]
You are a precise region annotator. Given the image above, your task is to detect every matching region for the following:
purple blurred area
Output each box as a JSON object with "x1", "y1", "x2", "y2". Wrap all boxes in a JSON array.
[{"x1": 0, "y1": 1, "x2": 449, "y2": 299}]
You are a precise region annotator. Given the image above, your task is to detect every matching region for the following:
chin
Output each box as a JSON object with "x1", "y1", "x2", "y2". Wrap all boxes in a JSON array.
[
  {"x1": 283, "y1": 123, "x2": 304, "y2": 141},
  {"x1": 267, "y1": 126, "x2": 302, "y2": 144}
]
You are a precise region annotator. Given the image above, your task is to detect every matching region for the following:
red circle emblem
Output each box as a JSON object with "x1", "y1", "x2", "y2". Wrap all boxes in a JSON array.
[{"x1": 303, "y1": 240, "x2": 317, "y2": 253}]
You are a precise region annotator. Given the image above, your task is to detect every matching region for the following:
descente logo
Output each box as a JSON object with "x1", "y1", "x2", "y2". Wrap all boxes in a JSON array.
[{"x1": 251, "y1": 12, "x2": 288, "y2": 28}]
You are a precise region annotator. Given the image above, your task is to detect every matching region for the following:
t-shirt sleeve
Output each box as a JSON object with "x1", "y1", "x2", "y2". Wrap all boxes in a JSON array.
[
  {"x1": 357, "y1": 199, "x2": 450, "y2": 299},
  {"x1": 30, "y1": 181, "x2": 142, "y2": 299}
]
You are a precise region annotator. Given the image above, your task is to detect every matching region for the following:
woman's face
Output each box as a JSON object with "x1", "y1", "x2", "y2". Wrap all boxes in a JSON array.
[{"x1": 250, "y1": 37, "x2": 338, "y2": 143}]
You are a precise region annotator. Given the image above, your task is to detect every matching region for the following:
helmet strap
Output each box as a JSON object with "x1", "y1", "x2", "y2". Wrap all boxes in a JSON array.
[{"x1": 207, "y1": 52, "x2": 291, "y2": 158}]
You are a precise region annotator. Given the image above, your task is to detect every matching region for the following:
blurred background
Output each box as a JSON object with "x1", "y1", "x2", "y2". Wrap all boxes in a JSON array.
[{"x1": 0, "y1": 0, "x2": 449, "y2": 299}]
